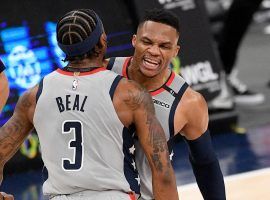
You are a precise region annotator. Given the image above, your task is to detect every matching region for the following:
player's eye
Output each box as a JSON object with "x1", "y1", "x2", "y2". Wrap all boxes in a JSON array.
[
  {"x1": 160, "y1": 45, "x2": 171, "y2": 50},
  {"x1": 142, "y1": 40, "x2": 151, "y2": 45}
]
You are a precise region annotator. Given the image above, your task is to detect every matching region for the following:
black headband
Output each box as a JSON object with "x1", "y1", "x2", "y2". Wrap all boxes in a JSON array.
[{"x1": 57, "y1": 13, "x2": 103, "y2": 57}]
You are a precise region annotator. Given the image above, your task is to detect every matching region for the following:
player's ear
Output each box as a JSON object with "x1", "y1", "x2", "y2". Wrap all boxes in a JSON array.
[
  {"x1": 174, "y1": 45, "x2": 180, "y2": 57},
  {"x1": 132, "y1": 34, "x2": 137, "y2": 47},
  {"x1": 100, "y1": 33, "x2": 107, "y2": 47}
]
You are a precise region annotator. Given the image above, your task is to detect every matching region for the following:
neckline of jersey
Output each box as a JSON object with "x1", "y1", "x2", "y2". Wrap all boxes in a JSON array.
[
  {"x1": 56, "y1": 67, "x2": 107, "y2": 76},
  {"x1": 122, "y1": 57, "x2": 175, "y2": 96}
]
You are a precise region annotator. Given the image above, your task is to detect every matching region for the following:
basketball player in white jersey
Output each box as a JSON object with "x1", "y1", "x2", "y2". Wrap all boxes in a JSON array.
[
  {"x1": 0, "y1": 9, "x2": 179, "y2": 200},
  {"x1": 106, "y1": 9, "x2": 226, "y2": 200},
  {"x1": 0, "y1": 59, "x2": 9, "y2": 112}
]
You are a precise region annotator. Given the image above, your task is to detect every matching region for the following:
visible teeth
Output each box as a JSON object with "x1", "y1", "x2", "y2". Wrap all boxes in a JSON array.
[
  {"x1": 144, "y1": 58, "x2": 159, "y2": 65},
  {"x1": 144, "y1": 61, "x2": 156, "y2": 67}
]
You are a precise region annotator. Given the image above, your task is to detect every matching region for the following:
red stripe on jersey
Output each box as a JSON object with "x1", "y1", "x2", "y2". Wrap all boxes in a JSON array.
[
  {"x1": 122, "y1": 57, "x2": 132, "y2": 77},
  {"x1": 128, "y1": 192, "x2": 136, "y2": 200},
  {"x1": 150, "y1": 71, "x2": 176, "y2": 96},
  {"x1": 56, "y1": 67, "x2": 107, "y2": 76}
]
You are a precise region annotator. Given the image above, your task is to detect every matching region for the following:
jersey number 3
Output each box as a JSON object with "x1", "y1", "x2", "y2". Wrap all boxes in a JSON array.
[{"x1": 62, "y1": 120, "x2": 84, "y2": 171}]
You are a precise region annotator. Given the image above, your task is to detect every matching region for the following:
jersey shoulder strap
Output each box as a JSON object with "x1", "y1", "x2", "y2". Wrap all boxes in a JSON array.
[{"x1": 107, "y1": 57, "x2": 131, "y2": 77}]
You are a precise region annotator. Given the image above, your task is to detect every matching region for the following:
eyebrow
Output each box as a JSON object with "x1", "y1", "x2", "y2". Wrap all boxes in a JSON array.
[
  {"x1": 141, "y1": 36, "x2": 152, "y2": 41},
  {"x1": 141, "y1": 36, "x2": 172, "y2": 46}
]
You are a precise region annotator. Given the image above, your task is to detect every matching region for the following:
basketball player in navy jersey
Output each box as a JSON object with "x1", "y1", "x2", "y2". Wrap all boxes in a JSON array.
[
  {"x1": 0, "y1": 9, "x2": 179, "y2": 200},
  {"x1": 107, "y1": 9, "x2": 226, "y2": 200},
  {"x1": 0, "y1": 59, "x2": 9, "y2": 112}
]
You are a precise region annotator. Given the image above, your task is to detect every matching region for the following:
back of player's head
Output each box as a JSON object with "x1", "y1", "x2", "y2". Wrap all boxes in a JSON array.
[
  {"x1": 56, "y1": 9, "x2": 104, "y2": 61},
  {"x1": 139, "y1": 8, "x2": 180, "y2": 35}
]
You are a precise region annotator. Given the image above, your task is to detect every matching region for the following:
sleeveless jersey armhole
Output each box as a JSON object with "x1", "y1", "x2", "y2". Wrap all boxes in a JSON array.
[
  {"x1": 36, "y1": 78, "x2": 44, "y2": 103},
  {"x1": 109, "y1": 75, "x2": 123, "y2": 101}
]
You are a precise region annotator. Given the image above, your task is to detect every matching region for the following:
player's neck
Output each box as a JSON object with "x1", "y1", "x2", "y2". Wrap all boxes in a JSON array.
[
  {"x1": 68, "y1": 57, "x2": 104, "y2": 69},
  {"x1": 128, "y1": 60, "x2": 170, "y2": 91}
]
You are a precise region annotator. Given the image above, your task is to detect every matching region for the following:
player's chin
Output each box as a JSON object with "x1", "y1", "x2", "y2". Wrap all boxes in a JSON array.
[{"x1": 139, "y1": 67, "x2": 160, "y2": 78}]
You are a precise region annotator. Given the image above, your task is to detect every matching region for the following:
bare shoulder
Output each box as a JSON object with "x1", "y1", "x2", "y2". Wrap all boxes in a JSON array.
[
  {"x1": 112, "y1": 77, "x2": 155, "y2": 127},
  {"x1": 118, "y1": 77, "x2": 144, "y2": 92},
  {"x1": 15, "y1": 84, "x2": 39, "y2": 123},
  {"x1": 17, "y1": 85, "x2": 39, "y2": 109},
  {"x1": 182, "y1": 87, "x2": 208, "y2": 112},
  {"x1": 117, "y1": 78, "x2": 154, "y2": 112}
]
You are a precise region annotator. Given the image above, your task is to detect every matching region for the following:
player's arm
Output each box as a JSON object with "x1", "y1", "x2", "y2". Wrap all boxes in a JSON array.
[
  {"x1": 178, "y1": 88, "x2": 226, "y2": 199},
  {"x1": 0, "y1": 71, "x2": 9, "y2": 112},
  {"x1": 123, "y1": 80, "x2": 179, "y2": 200},
  {"x1": 0, "y1": 192, "x2": 14, "y2": 200},
  {"x1": 0, "y1": 85, "x2": 38, "y2": 185}
]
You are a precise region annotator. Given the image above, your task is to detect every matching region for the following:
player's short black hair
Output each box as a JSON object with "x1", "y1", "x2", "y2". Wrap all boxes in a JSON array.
[
  {"x1": 56, "y1": 9, "x2": 104, "y2": 62},
  {"x1": 139, "y1": 8, "x2": 180, "y2": 34}
]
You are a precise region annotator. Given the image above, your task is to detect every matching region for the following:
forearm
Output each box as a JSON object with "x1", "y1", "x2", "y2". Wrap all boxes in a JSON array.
[
  {"x1": 189, "y1": 156, "x2": 225, "y2": 200},
  {"x1": 185, "y1": 130, "x2": 226, "y2": 200},
  {"x1": 143, "y1": 119, "x2": 179, "y2": 200},
  {"x1": 0, "y1": 117, "x2": 32, "y2": 184},
  {"x1": 138, "y1": 117, "x2": 179, "y2": 199},
  {"x1": 152, "y1": 168, "x2": 179, "y2": 200}
]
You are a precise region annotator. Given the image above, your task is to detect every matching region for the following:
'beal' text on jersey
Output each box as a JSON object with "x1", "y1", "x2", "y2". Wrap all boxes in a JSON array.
[{"x1": 56, "y1": 94, "x2": 88, "y2": 113}]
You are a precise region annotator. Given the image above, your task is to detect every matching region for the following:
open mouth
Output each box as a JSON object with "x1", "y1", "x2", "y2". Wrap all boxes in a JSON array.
[{"x1": 142, "y1": 57, "x2": 160, "y2": 70}]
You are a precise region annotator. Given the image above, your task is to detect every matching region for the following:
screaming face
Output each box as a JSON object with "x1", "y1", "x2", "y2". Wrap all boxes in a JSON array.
[{"x1": 132, "y1": 21, "x2": 180, "y2": 78}]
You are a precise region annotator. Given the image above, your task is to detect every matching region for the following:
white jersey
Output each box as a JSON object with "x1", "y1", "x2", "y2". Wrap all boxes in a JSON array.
[
  {"x1": 33, "y1": 67, "x2": 140, "y2": 197},
  {"x1": 108, "y1": 57, "x2": 188, "y2": 199}
]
